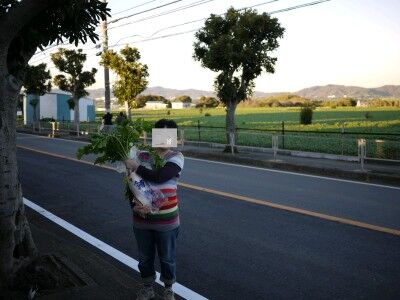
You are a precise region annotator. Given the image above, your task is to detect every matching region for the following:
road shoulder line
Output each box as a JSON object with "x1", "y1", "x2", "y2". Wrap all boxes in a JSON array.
[{"x1": 24, "y1": 198, "x2": 207, "y2": 300}]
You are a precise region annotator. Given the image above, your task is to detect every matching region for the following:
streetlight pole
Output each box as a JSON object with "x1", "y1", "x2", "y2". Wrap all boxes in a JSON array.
[{"x1": 101, "y1": 0, "x2": 111, "y2": 113}]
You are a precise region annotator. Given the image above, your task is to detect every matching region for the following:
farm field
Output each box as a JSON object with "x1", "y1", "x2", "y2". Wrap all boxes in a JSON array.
[
  {"x1": 68, "y1": 107, "x2": 400, "y2": 159},
  {"x1": 95, "y1": 107, "x2": 399, "y2": 159},
  {"x1": 109, "y1": 106, "x2": 400, "y2": 134}
]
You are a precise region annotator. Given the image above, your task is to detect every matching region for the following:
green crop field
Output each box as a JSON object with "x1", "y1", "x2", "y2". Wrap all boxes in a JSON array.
[
  {"x1": 99, "y1": 107, "x2": 400, "y2": 159},
  {"x1": 115, "y1": 106, "x2": 400, "y2": 133}
]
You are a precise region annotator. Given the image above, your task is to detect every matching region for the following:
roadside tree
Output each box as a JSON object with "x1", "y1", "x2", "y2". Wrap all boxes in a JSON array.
[
  {"x1": 193, "y1": 7, "x2": 284, "y2": 150},
  {"x1": 101, "y1": 46, "x2": 149, "y2": 119},
  {"x1": 173, "y1": 95, "x2": 192, "y2": 103},
  {"x1": 196, "y1": 96, "x2": 219, "y2": 108},
  {"x1": 136, "y1": 95, "x2": 167, "y2": 108},
  {"x1": 0, "y1": 0, "x2": 108, "y2": 289},
  {"x1": 23, "y1": 63, "x2": 52, "y2": 131},
  {"x1": 51, "y1": 48, "x2": 97, "y2": 133},
  {"x1": 300, "y1": 107, "x2": 313, "y2": 125}
]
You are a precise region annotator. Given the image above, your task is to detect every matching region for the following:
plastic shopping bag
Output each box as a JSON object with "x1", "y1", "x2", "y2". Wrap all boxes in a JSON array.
[
  {"x1": 125, "y1": 146, "x2": 166, "y2": 212},
  {"x1": 128, "y1": 172, "x2": 166, "y2": 211}
]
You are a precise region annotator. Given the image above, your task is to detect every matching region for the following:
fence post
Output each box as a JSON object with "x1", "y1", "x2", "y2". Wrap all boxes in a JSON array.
[
  {"x1": 375, "y1": 139, "x2": 384, "y2": 159},
  {"x1": 281, "y1": 121, "x2": 285, "y2": 149},
  {"x1": 180, "y1": 129, "x2": 185, "y2": 150},
  {"x1": 229, "y1": 132, "x2": 235, "y2": 155},
  {"x1": 358, "y1": 138, "x2": 366, "y2": 171},
  {"x1": 341, "y1": 122, "x2": 345, "y2": 155},
  {"x1": 197, "y1": 120, "x2": 201, "y2": 142},
  {"x1": 272, "y1": 134, "x2": 279, "y2": 161},
  {"x1": 51, "y1": 122, "x2": 55, "y2": 137},
  {"x1": 143, "y1": 131, "x2": 147, "y2": 145}
]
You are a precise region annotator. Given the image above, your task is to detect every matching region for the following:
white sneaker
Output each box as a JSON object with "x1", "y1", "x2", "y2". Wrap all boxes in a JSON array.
[
  {"x1": 136, "y1": 284, "x2": 155, "y2": 300},
  {"x1": 163, "y1": 287, "x2": 175, "y2": 300}
]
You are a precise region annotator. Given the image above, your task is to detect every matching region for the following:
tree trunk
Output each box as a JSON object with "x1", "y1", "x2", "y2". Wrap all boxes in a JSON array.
[
  {"x1": 125, "y1": 101, "x2": 131, "y2": 120},
  {"x1": 32, "y1": 105, "x2": 36, "y2": 132},
  {"x1": 73, "y1": 97, "x2": 80, "y2": 135},
  {"x1": 224, "y1": 101, "x2": 238, "y2": 153},
  {"x1": 0, "y1": 73, "x2": 37, "y2": 288}
]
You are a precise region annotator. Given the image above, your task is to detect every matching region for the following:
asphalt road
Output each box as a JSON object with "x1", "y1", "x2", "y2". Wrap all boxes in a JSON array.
[
  {"x1": 16, "y1": 134, "x2": 400, "y2": 299},
  {"x1": 17, "y1": 133, "x2": 400, "y2": 229}
]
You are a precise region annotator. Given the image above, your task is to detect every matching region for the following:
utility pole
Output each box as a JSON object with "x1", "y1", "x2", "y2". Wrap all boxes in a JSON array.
[{"x1": 101, "y1": 0, "x2": 111, "y2": 113}]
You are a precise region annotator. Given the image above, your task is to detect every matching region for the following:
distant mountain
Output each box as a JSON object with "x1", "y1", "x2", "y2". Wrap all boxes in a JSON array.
[
  {"x1": 296, "y1": 84, "x2": 400, "y2": 99},
  {"x1": 88, "y1": 84, "x2": 400, "y2": 104},
  {"x1": 142, "y1": 86, "x2": 215, "y2": 99},
  {"x1": 87, "y1": 86, "x2": 280, "y2": 102}
]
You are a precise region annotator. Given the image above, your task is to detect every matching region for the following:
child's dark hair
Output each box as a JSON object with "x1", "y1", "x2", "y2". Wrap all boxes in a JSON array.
[{"x1": 154, "y1": 119, "x2": 178, "y2": 129}]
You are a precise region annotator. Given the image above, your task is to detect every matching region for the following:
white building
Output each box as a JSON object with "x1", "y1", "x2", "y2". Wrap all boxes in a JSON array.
[
  {"x1": 356, "y1": 100, "x2": 369, "y2": 107},
  {"x1": 145, "y1": 101, "x2": 168, "y2": 109},
  {"x1": 171, "y1": 102, "x2": 192, "y2": 109},
  {"x1": 24, "y1": 91, "x2": 95, "y2": 124}
]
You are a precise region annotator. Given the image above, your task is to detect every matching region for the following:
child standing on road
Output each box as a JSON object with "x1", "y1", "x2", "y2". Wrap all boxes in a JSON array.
[{"x1": 125, "y1": 119, "x2": 184, "y2": 300}]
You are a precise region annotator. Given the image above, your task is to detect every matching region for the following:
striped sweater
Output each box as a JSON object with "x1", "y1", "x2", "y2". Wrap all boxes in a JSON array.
[{"x1": 133, "y1": 150, "x2": 184, "y2": 231}]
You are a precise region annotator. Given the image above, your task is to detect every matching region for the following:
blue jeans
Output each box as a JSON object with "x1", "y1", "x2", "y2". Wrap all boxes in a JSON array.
[{"x1": 133, "y1": 227, "x2": 179, "y2": 285}]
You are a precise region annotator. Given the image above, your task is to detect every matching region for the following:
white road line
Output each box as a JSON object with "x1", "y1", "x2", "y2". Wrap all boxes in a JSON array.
[
  {"x1": 17, "y1": 132, "x2": 400, "y2": 190},
  {"x1": 17, "y1": 132, "x2": 89, "y2": 144},
  {"x1": 186, "y1": 157, "x2": 400, "y2": 191},
  {"x1": 24, "y1": 197, "x2": 207, "y2": 300}
]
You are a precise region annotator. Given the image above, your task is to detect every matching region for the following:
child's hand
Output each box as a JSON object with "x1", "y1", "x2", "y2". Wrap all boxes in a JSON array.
[
  {"x1": 124, "y1": 159, "x2": 139, "y2": 172},
  {"x1": 133, "y1": 202, "x2": 152, "y2": 217}
]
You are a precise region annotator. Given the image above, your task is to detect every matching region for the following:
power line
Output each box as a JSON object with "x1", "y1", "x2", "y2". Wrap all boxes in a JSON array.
[
  {"x1": 31, "y1": 39, "x2": 100, "y2": 60},
  {"x1": 109, "y1": 0, "x2": 216, "y2": 30},
  {"x1": 32, "y1": 43, "x2": 68, "y2": 57},
  {"x1": 33, "y1": 0, "x2": 213, "y2": 56},
  {"x1": 110, "y1": 0, "x2": 332, "y2": 46},
  {"x1": 110, "y1": 29, "x2": 198, "y2": 48},
  {"x1": 112, "y1": 0, "x2": 158, "y2": 16},
  {"x1": 269, "y1": 0, "x2": 332, "y2": 14},
  {"x1": 30, "y1": 43, "x2": 98, "y2": 64},
  {"x1": 149, "y1": 0, "x2": 280, "y2": 37},
  {"x1": 30, "y1": 0, "x2": 333, "y2": 63},
  {"x1": 109, "y1": 0, "x2": 281, "y2": 41},
  {"x1": 109, "y1": 0, "x2": 184, "y2": 24}
]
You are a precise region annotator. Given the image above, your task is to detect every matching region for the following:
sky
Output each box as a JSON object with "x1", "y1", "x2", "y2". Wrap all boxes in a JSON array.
[{"x1": 30, "y1": 0, "x2": 400, "y2": 93}]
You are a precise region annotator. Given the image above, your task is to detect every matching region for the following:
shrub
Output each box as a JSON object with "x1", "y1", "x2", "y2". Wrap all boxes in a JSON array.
[
  {"x1": 271, "y1": 101, "x2": 281, "y2": 107},
  {"x1": 196, "y1": 96, "x2": 220, "y2": 108},
  {"x1": 204, "y1": 112, "x2": 211, "y2": 117},
  {"x1": 136, "y1": 95, "x2": 167, "y2": 108},
  {"x1": 173, "y1": 95, "x2": 192, "y2": 103},
  {"x1": 41, "y1": 117, "x2": 56, "y2": 122},
  {"x1": 167, "y1": 110, "x2": 171, "y2": 115},
  {"x1": 300, "y1": 107, "x2": 313, "y2": 125}
]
